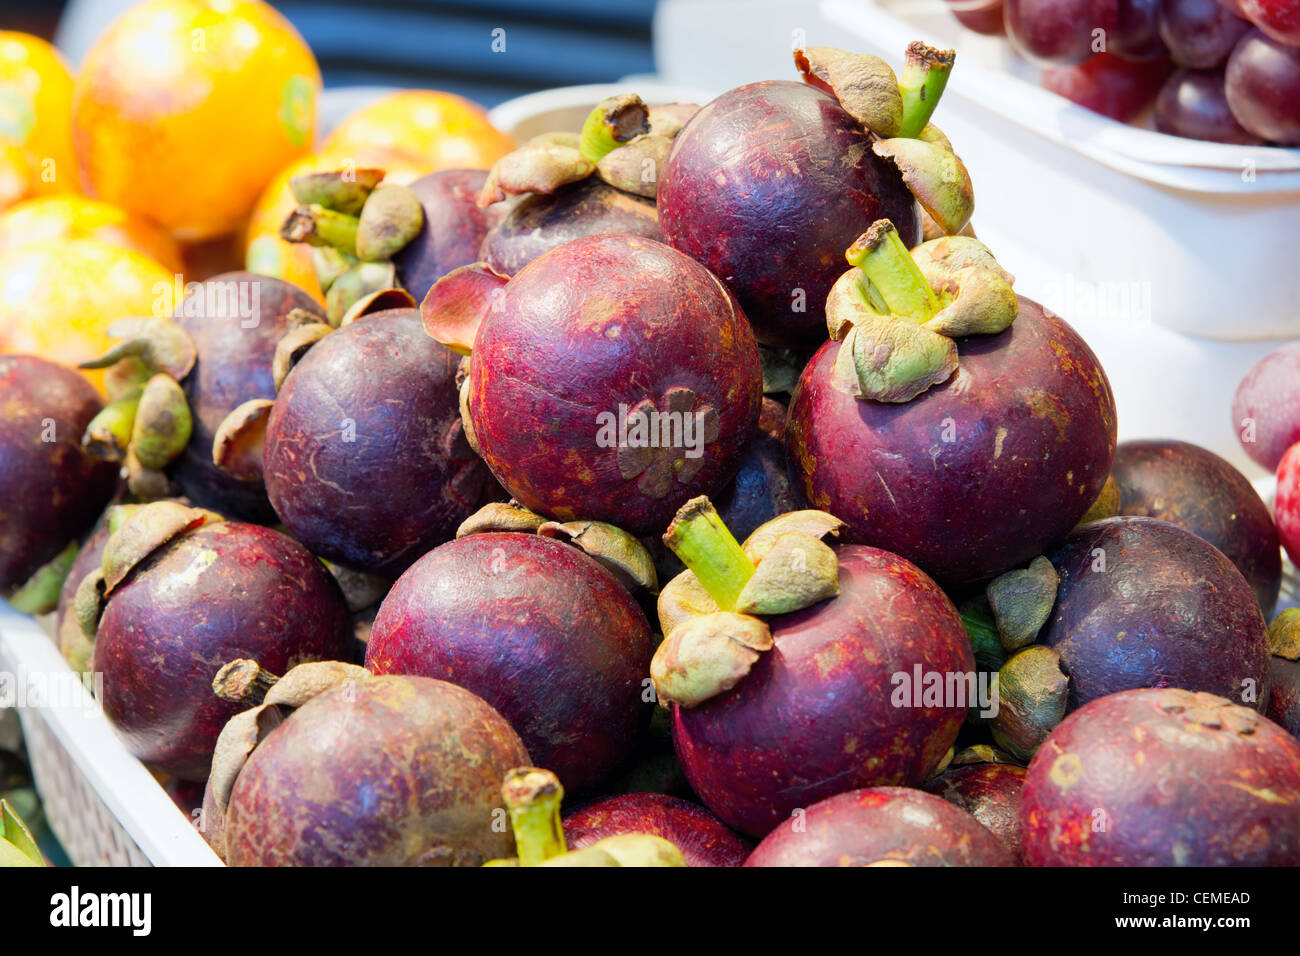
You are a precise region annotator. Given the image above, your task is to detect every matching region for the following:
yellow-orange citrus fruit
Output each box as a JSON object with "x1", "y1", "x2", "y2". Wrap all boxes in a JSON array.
[
  {"x1": 0, "y1": 238, "x2": 175, "y2": 393},
  {"x1": 245, "y1": 147, "x2": 431, "y2": 302},
  {"x1": 0, "y1": 32, "x2": 78, "y2": 207},
  {"x1": 323, "y1": 90, "x2": 513, "y2": 172},
  {"x1": 0, "y1": 194, "x2": 184, "y2": 272},
  {"x1": 72, "y1": 0, "x2": 321, "y2": 242}
]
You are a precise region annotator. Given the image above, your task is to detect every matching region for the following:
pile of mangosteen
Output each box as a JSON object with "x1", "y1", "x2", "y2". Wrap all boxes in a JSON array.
[{"x1": 3, "y1": 39, "x2": 1299, "y2": 869}]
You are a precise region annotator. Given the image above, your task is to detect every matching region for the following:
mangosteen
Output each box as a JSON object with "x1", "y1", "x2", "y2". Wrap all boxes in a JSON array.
[
  {"x1": 475, "y1": 96, "x2": 696, "y2": 275},
  {"x1": 205, "y1": 660, "x2": 529, "y2": 866},
  {"x1": 923, "y1": 762, "x2": 1027, "y2": 860},
  {"x1": 745, "y1": 786, "x2": 1016, "y2": 866},
  {"x1": 0, "y1": 355, "x2": 118, "y2": 606},
  {"x1": 659, "y1": 43, "x2": 976, "y2": 347},
  {"x1": 649, "y1": 498, "x2": 975, "y2": 836},
  {"x1": 366, "y1": 520, "x2": 654, "y2": 792},
  {"x1": 81, "y1": 502, "x2": 352, "y2": 780},
  {"x1": 222, "y1": 308, "x2": 488, "y2": 577},
  {"x1": 1041, "y1": 516, "x2": 1270, "y2": 711},
  {"x1": 1110, "y1": 438, "x2": 1281, "y2": 615},
  {"x1": 1266, "y1": 609, "x2": 1300, "y2": 739},
  {"x1": 1020, "y1": 688, "x2": 1300, "y2": 865},
  {"x1": 424, "y1": 233, "x2": 762, "y2": 536},
  {"x1": 391, "y1": 169, "x2": 496, "y2": 302},
  {"x1": 563, "y1": 791, "x2": 751, "y2": 867},
  {"x1": 787, "y1": 224, "x2": 1117, "y2": 585}
]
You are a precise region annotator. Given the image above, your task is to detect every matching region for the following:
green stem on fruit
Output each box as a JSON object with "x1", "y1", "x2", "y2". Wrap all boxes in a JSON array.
[
  {"x1": 897, "y1": 42, "x2": 955, "y2": 140},
  {"x1": 662, "y1": 496, "x2": 756, "y2": 612},
  {"x1": 578, "y1": 94, "x2": 650, "y2": 163},
  {"x1": 212, "y1": 659, "x2": 281, "y2": 706},
  {"x1": 501, "y1": 768, "x2": 567, "y2": 866},
  {"x1": 82, "y1": 388, "x2": 143, "y2": 462},
  {"x1": 846, "y1": 220, "x2": 939, "y2": 324},
  {"x1": 280, "y1": 205, "x2": 360, "y2": 257}
]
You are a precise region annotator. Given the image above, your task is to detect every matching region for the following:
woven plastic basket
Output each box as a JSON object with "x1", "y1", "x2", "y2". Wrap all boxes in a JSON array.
[{"x1": 0, "y1": 602, "x2": 222, "y2": 866}]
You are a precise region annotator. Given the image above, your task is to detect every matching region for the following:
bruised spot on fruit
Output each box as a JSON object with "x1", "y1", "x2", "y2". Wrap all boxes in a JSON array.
[
  {"x1": 1021, "y1": 387, "x2": 1070, "y2": 443},
  {"x1": 1049, "y1": 752, "x2": 1083, "y2": 791}
]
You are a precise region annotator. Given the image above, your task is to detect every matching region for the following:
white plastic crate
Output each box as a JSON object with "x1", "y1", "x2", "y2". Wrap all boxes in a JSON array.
[{"x1": 0, "y1": 602, "x2": 222, "y2": 867}]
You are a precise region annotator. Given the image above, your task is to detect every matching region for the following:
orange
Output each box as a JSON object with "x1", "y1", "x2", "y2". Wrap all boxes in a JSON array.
[
  {"x1": 323, "y1": 90, "x2": 514, "y2": 172},
  {"x1": 0, "y1": 238, "x2": 175, "y2": 394},
  {"x1": 0, "y1": 194, "x2": 184, "y2": 272},
  {"x1": 245, "y1": 147, "x2": 431, "y2": 302},
  {"x1": 72, "y1": 0, "x2": 321, "y2": 242},
  {"x1": 0, "y1": 32, "x2": 78, "y2": 207}
]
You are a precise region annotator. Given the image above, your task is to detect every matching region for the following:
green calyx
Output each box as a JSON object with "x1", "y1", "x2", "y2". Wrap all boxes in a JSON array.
[
  {"x1": 6, "y1": 540, "x2": 79, "y2": 615},
  {"x1": 0, "y1": 800, "x2": 44, "y2": 867},
  {"x1": 651, "y1": 499, "x2": 843, "y2": 708},
  {"x1": 826, "y1": 222, "x2": 1019, "y2": 404},
  {"x1": 578, "y1": 94, "x2": 651, "y2": 163}
]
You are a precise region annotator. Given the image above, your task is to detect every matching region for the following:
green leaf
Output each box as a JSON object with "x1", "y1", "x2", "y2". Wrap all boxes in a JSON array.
[{"x1": 0, "y1": 800, "x2": 44, "y2": 866}]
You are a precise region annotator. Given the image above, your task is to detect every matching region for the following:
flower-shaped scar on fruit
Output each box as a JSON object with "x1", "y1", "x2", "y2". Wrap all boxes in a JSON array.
[
  {"x1": 650, "y1": 498, "x2": 845, "y2": 708},
  {"x1": 484, "y1": 767, "x2": 686, "y2": 868},
  {"x1": 827, "y1": 220, "x2": 1018, "y2": 403}
]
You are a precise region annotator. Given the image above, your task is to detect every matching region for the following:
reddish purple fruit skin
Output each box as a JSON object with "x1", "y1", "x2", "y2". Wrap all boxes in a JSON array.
[
  {"x1": 175, "y1": 273, "x2": 324, "y2": 522},
  {"x1": 787, "y1": 299, "x2": 1117, "y2": 586},
  {"x1": 264, "y1": 309, "x2": 487, "y2": 576},
  {"x1": 479, "y1": 178, "x2": 660, "y2": 276},
  {"x1": 93, "y1": 522, "x2": 352, "y2": 780},
  {"x1": 1021, "y1": 688, "x2": 1300, "y2": 865},
  {"x1": 947, "y1": 0, "x2": 1009, "y2": 34},
  {"x1": 673, "y1": 545, "x2": 973, "y2": 837},
  {"x1": 563, "y1": 792, "x2": 751, "y2": 867},
  {"x1": 0, "y1": 355, "x2": 118, "y2": 590},
  {"x1": 393, "y1": 169, "x2": 492, "y2": 302},
  {"x1": 1234, "y1": 341, "x2": 1300, "y2": 470},
  {"x1": 1225, "y1": 30, "x2": 1300, "y2": 144},
  {"x1": 366, "y1": 533, "x2": 652, "y2": 792},
  {"x1": 745, "y1": 786, "x2": 1016, "y2": 866},
  {"x1": 1267, "y1": 657, "x2": 1300, "y2": 739},
  {"x1": 1154, "y1": 67, "x2": 1265, "y2": 142},
  {"x1": 468, "y1": 235, "x2": 761, "y2": 536},
  {"x1": 225, "y1": 676, "x2": 529, "y2": 866},
  {"x1": 924, "y1": 763, "x2": 1027, "y2": 860},
  {"x1": 1111, "y1": 439, "x2": 1281, "y2": 615},
  {"x1": 1005, "y1": 0, "x2": 1120, "y2": 65},
  {"x1": 658, "y1": 81, "x2": 920, "y2": 348},
  {"x1": 1042, "y1": 516, "x2": 1270, "y2": 711},
  {"x1": 1113, "y1": 0, "x2": 1170, "y2": 60}
]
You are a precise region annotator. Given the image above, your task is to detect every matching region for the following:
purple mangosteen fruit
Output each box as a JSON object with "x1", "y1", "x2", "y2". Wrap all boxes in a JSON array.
[
  {"x1": 0, "y1": 355, "x2": 118, "y2": 605},
  {"x1": 243, "y1": 308, "x2": 488, "y2": 576},
  {"x1": 424, "y1": 234, "x2": 762, "y2": 536},
  {"x1": 1041, "y1": 516, "x2": 1270, "y2": 711},
  {"x1": 649, "y1": 498, "x2": 975, "y2": 836},
  {"x1": 392, "y1": 169, "x2": 495, "y2": 302},
  {"x1": 205, "y1": 661, "x2": 529, "y2": 866},
  {"x1": 1020, "y1": 688, "x2": 1300, "y2": 865},
  {"x1": 1111, "y1": 438, "x2": 1281, "y2": 614},
  {"x1": 83, "y1": 502, "x2": 352, "y2": 780},
  {"x1": 660, "y1": 43, "x2": 976, "y2": 347},
  {"x1": 366, "y1": 528, "x2": 654, "y2": 792},
  {"x1": 923, "y1": 762, "x2": 1027, "y2": 860},
  {"x1": 744, "y1": 786, "x2": 1016, "y2": 866},
  {"x1": 787, "y1": 223, "x2": 1117, "y2": 585},
  {"x1": 563, "y1": 791, "x2": 751, "y2": 867}
]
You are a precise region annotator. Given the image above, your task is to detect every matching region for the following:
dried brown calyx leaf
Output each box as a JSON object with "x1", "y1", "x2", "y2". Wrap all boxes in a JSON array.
[
  {"x1": 742, "y1": 509, "x2": 846, "y2": 564},
  {"x1": 208, "y1": 703, "x2": 284, "y2": 816},
  {"x1": 338, "y1": 288, "x2": 416, "y2": 328},
  {"x1": 478, "y1": 138, "x2": 596, "y2": 207},
  {"x1": 457, "y1": 501, "x2": 546, "y2": 537},
  {"x1": 273, "y1": 322, "x2": 332, "y2": 390},
  {"x1": 735, "y1": 531, "x2": 839, "y2": 615},
  {"x1": 212, "y1": 398, "x2": 273, "y2": 482},
  {"x1": 656, "y1": 569, "x2": 720, "y2": 638},
  {"x1": 79, "y1": 317, "x2": 198, "y2": 381},
  {"x1": 650, "y1": 611, "x2": 773, "y2": 708},
  {"x1": 872, "y1": 138, "x2": 974, "y2": 238},
  {"x1": 794, "y1": 46, "x2": 903, "y2": 138},
  {"x1": 1269, "y1": 608, "x2": 1300, "y2": 661},
  {"x1": 356, "y1": 183, "x2": 425, "y2": 261},
  {"x1": 986, "y1": 556, "x2": 1059, "y2": 651},
  {"x1": 595, "y1": 133, "x2": 672, "y2": 198},
  {"x1": 538, "y1": 520, "x2": 659, "y2": 594},
  {"x1": 101, "y1": 500, "x2": 220, "y2": 594}
]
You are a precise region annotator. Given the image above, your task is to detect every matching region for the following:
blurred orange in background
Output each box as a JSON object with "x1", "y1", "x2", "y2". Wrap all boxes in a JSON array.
[
  {"x1": 322, "y1": 89, "x2": 514, "y2": 172},
  {"x1": 0, "y1": 31, "x2": 78, "y2": 208},
  {"x1": 71, "y1": 0, "x2": 321, "y2": 242},
  {"x1": 0, "y1": 194, "x2": 184, "y2": 272},
  {"x1": 0, "y1": 238, "x2": 174, "y2": 394}
]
